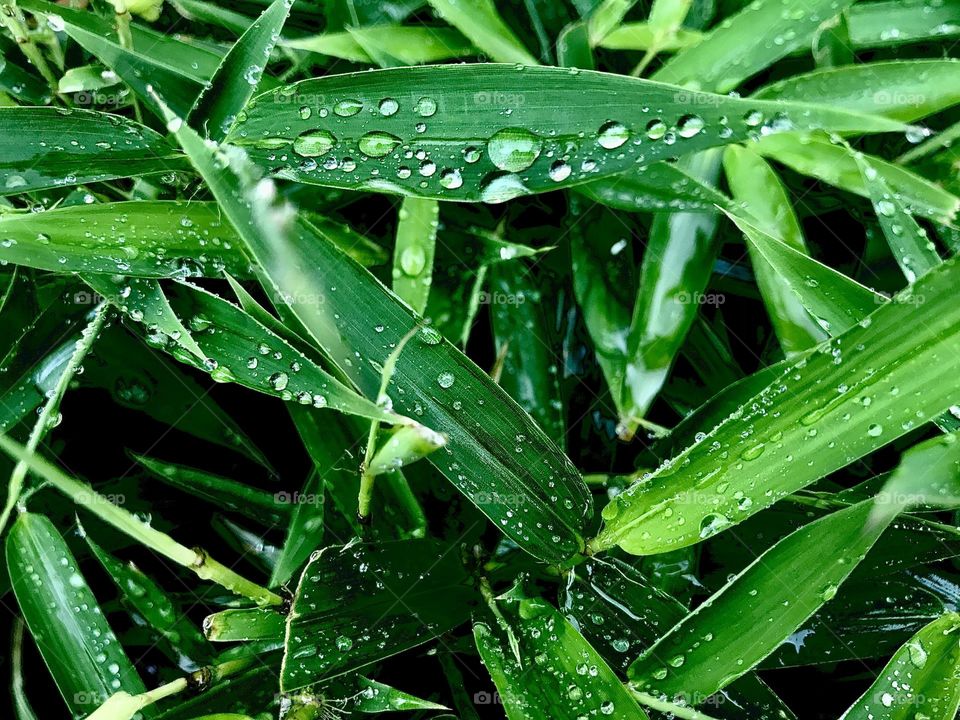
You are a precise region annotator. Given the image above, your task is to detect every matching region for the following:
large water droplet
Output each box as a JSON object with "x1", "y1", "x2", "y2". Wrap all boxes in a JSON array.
[
  {"x1": 358, "y1": 131, "x2": 401, "y2": 158},
  {"x1": 488, "y1": 128, "x2": 543, "y2": 172},
  {"x1": 293, "y1": 129, "x2": 336, "y2": 157},
  {"x1": 597, "y1": 121, "x2": 629, "y2": 149}
]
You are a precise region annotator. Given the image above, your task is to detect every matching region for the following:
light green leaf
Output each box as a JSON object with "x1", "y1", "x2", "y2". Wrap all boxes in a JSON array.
[
  {"x1": 871, "y1": 432, "x2": 960, "y2": 526},
  {"x1": 392, "y1": 197, "x2": 438, "y2": 314},
  {"x1": 846, "y1": 0, "x2": 960, "y2": 48},
  {"x1": 599, "y1": 22, "x2": 703, "y2": 51},
  {"x1": 722, "y1": 144, "x2": 827, "y2": 355},
  {"x1": 426, "y1": 0, "x2": 537, "y2": 63},
  {"x1": 754, "y1": 60, "x2": 960, "y2": 122},
  {"x1": 755, "y1": 132, "x2": 960, "y2": 224},
  {"x1": 652, "y1": 0, "x2": 857, "y2": 92},
  {"x1": 286, "y1": 26, "x2": 475, "y2": 65},
  {"x1": 839, "y1": 613, "x2": 960, "y2": 719},
  {"x1": 628, "y1": 500, "x2": 895, "y2": 700},
  {"x1": 592, "y1": 257, "x2": 960, "y2": 556}
]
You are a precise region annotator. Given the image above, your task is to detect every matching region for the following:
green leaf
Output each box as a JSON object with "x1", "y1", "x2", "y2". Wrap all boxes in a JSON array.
[
  {"x1": 7, "y1": 513, "x2": 146, "y2": 718},
  {"x1": 839, "y1": 613, "x2": 960, "y2": 719},
  {"x1": 426, "y1": 0, "x2": 537, "y2": 64},
  {"x1": 25, "y1": 0, "x2": 206, "y2": 117},
  {"x1": 189, "y1": 0, "x2": 292, "y2": 141},
  {"x1": 722, "y1": 144, "x2": 828, "y2": 355},
  {"x1": 0, "y1": 108, "x2": 186, "y2": 196},
  {"x1": 561, "y1": 558, "x2": 797, "y2": 718},
  {"x1": 628, "y1": 500, "x2": 894, "y2": 701},
  {"x1": 281, "y1": 539, "x2": 476, "y2": 690},
  {"x1": 588, "y1": 0, "x2": 640, "y2": 44},
  {"x1": 754, "y1": 132, "x2": 960, "y2": 225},
  {"x1": 269, "y1": 463, "x2": 326, "y2": 588},
  {"x1": 166, "y1": 93, "x2": 592, "y2": 563},
  {"x1": 580, "y1": 160, "x2": 731, "y2": 213},
  {"x1": 724, "y1": 209, "x2": 886, "y2": 335},
  {"x1": 853, "y1": 150, "x2": 942, "y2": 283},
  {"x1": 203, "y1": 608, "x2": 286, "y2": 642},
  {"x1": 871, "y1": 432, "x2": 960, "y2": 525},
  {"x1": 86, "y1": 536, "x2": 212, "y2": 669},
  {"x1": 285, "y1": 26, "x2": 475, "y2": 65},
  {"x1": 227, "y1": 64, "x2": 903, "y2": 203},
  {"x1": 475, "y1": 588, "x2": 649, "y2": 719},
  {"x1": 753, "y1": 60, "x2": 960, "y2": 122},
  {"x1": 652, "y1": 0, "x2": 857, "y2": 92},
  {"x1": 599, "y1": 23, "x2": 703, "y2": 51},
  {"x1": 392, "y1": 197, "x2": 438, "y2": 314},
  {"x1": 592, "y1": 257, "x2": 960, "y2": 556},
  {"x1": 135, "y1": 281, "x2": 401, "y2": 424},
  {"x1": 0, "y1": 202, "x2": 252, "y2": 278},
  {"x1": 132, "y1": 454, "x2": 289, "y2": 525},
  {"x1": 845, "y1": 0, "x2": 960, "y2": 48}
]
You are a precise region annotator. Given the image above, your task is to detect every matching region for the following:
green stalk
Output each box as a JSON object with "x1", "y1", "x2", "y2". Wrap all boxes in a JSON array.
[
  {"x1": 113, "y1": 9, "x2": 143, "y2": 123},
  {"x1": 0, "y1": 303, "x2": 109, "y2": 534},
  {"x1": 0, "y1": 2, "x2": 58, "y2": 91},
  {"x1": 0, "y1": 434, "x2": 284, "y2": 607},
  {"x1": 897, "y1": 119, "x2": 960, "y2": 164},
  {"x1": 86, "y1": 657, "x2": 254, "y2": 720}
]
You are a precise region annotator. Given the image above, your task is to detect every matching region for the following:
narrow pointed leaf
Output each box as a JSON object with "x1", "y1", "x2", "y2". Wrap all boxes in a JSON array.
[
  {"x1": 474, "y1": 590, "x2": 650, "y2": 719},
  {"x1": 227, "y1": 64, "x2": 903, "y2": 203},
  {"x1": 7, "y1": 513, "x2": 146, "y2": 718},
  {"x1": 425, "y1": 0, "x2": 537, "y2": 64},
  {"x1": 593, "y1": 258, "x2": 960, "y2": 556},
  {"x1": 281, "y1": 539, "x2": 476, "y2": 690},
  {"x1": 840, "y1": 613, "x2": 960, "y2": 719},
  {"x1": 628, "y1": 500, "x2": 894, "y2": 700},
  {"x1": 0, "y1": 108, "x2": 186, "y2": 196},
  {"x1": 392, "y1": 197, "x2": 438, "y2": 314},
  {"x1": 189, "y1": 0, "x2": 292, "y2": 141},
  {"x1": 872, "y1": 432, "x2": 960, "y2": 526},
  {"x1": 284, "y1": 26, "x2": 475, "y2": 65}
]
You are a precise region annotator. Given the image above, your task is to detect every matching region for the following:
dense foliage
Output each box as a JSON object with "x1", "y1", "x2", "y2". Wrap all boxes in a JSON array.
[{"x1": 1, "y1": 0, "x2": 960, "y2": 718}]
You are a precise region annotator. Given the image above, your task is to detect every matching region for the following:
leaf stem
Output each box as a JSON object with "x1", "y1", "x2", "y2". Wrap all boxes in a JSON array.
[
  {"x1": 0, "y1": 434, "x2": 284, "y2": 607},
  {"x1": 113, "y1": 9, "x2": 143, "y2": 123},
  {"x1": 0, "y1": 2, "x2": 59, "y2": 92},
  {"x1": 0, "y1": 303, "x2": 109, "y2": 534}
]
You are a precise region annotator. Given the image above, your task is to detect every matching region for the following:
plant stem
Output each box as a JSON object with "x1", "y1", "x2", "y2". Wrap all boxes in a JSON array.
[
  {"x1": 0, "y1": 434, "x2": 284, "y2": 607},
  {"x1": 0, "y1": 2, "x2": 59, "y2": 92},
  {"x1": 0, "y1": 304, "x2": 109, "y2": 534},
  {"x1": 114, "y1": 9, "x2": 143, "y2": 123}
]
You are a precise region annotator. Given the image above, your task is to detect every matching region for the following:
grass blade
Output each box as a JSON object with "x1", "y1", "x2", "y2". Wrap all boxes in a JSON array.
[
  {"x1": 426, "y1": 0, "x2": 537, "y2": 64},
  {"x1": 392, "y1": 197, "x2": 439, "y2": 314}
]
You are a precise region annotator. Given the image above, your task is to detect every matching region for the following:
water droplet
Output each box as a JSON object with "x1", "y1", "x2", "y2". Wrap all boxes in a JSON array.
[
  {"x1": 269, "y1": 372, "x2": 289, "y2": 391},
  {"x1": 488, "y1": 128, "x2": 543, "y2": 172},
  {"x1": 439, "y1": 168, "x2": 463, "y2": 189},
  {"x1": 293, "y1": 129, "x2": 336, "y2": 157},
  {"x1": 298, "y1": 106, "x2": 312, "y2": 120},
  {"x1": 549, "y1": 160, "x2": 572, "y2": 182},
  {"x1": 378, "y1": 97, "x2": 399, "y2": 116},
  {"x1": 333, "y1": 99, "x2": 363, "y2": 117},
  {"x1": 437, "y1": 371, "x2": 455, "y2": 388},
  {"x1": 597, "y1": 120, "x2": 629, "y2": 149},
  {"x1": 645, "y1": 119, "x2": 667, "y2": 140},
  {"x1": 400, "y1": 246, "x2": 426, "y2": 276},
  {"x1": 335, "y1": 635, "x2": 353, "y2": 651},
  {"x1": 677, "y1": 114, "x2": 704, "y2": 138},
  {"x1": 743, "y1": 110, "x2": 764, "y2": 127},
  {"x1": 867, "y1": 423, "x2": 883, "y2": 437},
  {"x1": 415, "y1": 97, "x2": 438, "y2": 117},
  {"x1": 358, "y1": 131, "x2": 401, "y2": 158}
]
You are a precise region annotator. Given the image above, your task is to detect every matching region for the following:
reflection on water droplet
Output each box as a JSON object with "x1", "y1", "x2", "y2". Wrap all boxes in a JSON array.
[
  {"x1": 488, "y1": 128, "x2": 542, "y2": 172},
  {"x1": 463, "y1": 146, "x2": 482, "y2": 163},
  {"x1": 333, "y1": 99, "x2": 363, "y2": 117},
  {"x1": 358, "y1": 131, "x2": 401, "y2": 158},
  {"x1": 743, "y1": 110, "x2": 764, "y2": 127},
  {"x1": 378, "y1": 97, "x2": 399, "y2": 116},
  {"x1": 677, "y1": 114, "x2": 704, "y2": 138},
  {"x1": 400, "y1": 246, "x2": 426, "y2": 276},
  {"x1": 293, "y1": 129, "x2": 336, "y2": 157},
  {"x1": 549, "y1": 160, "x2": 572, "y2": 182},
  {"x1": 437, "y1": 371, "x2": 455, "y2": 388},
  {"x1": 597, "y1": 120, "x2": 629, "y2": 149},
  {"x1": 439, "y1": 168, "x2": 463, "y2": 189},
  {"x1": 415, "y1": 97, "x2": 438, "y2": 117},
  {"x1": 479, "y1": 172, "x2": 529, "y2": 203},
  {"x1": 645, "y1": 119, "x2": 667, "y2": 140}
]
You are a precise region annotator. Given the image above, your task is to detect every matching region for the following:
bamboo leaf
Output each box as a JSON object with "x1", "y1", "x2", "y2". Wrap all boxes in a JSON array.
[
  {"x1": 839, "y1": 613, "x2": 960, "y2": 719},
  {"x1": 7, "y1": 513, "x2": 146, "y2": 718},
  {"x1": 627, "y1": 500, "x2": 895, "y2": 701},
  {"x1": 392, "y1": 197, "x2": 438, "y2": 314},
  {"x1": 189, "y1": 0, "x2": 292, "y2": 141},
  {"x1": 593, "y1": 258, "x2": 960, "y2": 556},
  {"x1": 228, "y1": 64, "x2": 903, "y2": 203}
]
